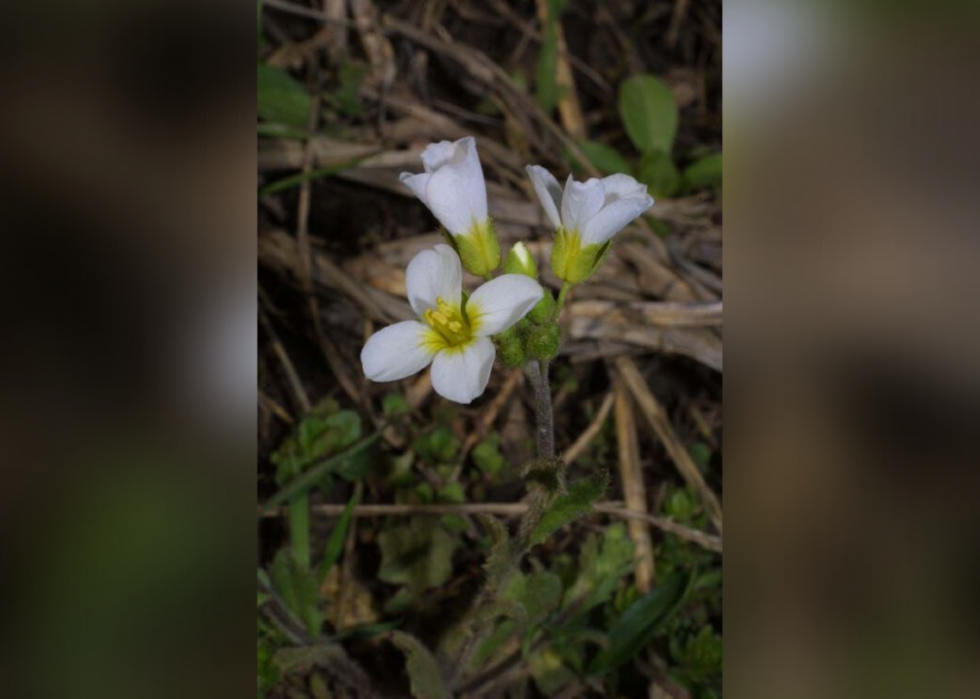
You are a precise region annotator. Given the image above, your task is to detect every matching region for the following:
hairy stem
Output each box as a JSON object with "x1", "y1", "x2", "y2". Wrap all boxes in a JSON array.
[
  {"x1": 449, "y1": 358, "x2": 557, "y2": 687},
  {"x1": 526, "y1": 360, "x2": 555, "y2": 460}
]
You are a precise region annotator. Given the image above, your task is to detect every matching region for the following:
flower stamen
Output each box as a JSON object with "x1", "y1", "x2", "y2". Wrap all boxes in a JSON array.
[{"x1": 423, "y1": 297, "x2": 472, "y2": 347}]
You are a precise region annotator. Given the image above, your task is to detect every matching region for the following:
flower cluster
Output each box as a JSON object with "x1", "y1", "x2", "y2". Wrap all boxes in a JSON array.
[{"x1": 362, "y1": 137, "x2": 654, "y2": 403}]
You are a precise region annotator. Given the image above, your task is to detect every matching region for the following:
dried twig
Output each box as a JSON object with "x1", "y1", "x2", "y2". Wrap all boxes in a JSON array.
[
  {"x1": 561, "y1": 390, "x2": 615, "y2": 465},
  {"x1": 534, "y1": 0, "x2": 586, "y2": 140},
  {"x1": 614, "y1": 356, "x2": 723, "y2": 532},
  {"x1": 259, "y1": 502, "x2": 722, "y2": 554},
  {"x1": 615, "y1": 378, "x2": 656, "y2": 592},
  {"x1": 259, "y1": 307, "x2": 312, "y2": 413}
]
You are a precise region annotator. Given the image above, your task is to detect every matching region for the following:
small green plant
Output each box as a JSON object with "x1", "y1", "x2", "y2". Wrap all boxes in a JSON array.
[
  {"x1": 259, "y1": 127, "x2": 721, "y2": 697},
  {"x1": 571, "y1": 73, "x2": 721, "y2": 203}
]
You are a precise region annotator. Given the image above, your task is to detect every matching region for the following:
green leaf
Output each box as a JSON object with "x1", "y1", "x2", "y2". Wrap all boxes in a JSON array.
[
  {"x1": 535, "y1": 0, "x2": 563, "y2": 114},
  {"x1": 522, "y1": 570, "x2": 563, "y2": 626},
  {"x1": 378, "y1": 518, "x2": 459, "y2": 592},
  {"x1": 326, "y1": 62, "x2": 366, "y2": 118},
  {"x1": 257, "y1": 62, "x2": 311, "y2": 128},
  {"x1": 563, "y1": 523, "x2": 634, "y2": 611},
  {"x1": 619, "y1": 74, "x2": 679, "y2": 154},
  {"x1": 479, "y1": 514, "x2": 512, "y2": 580},
  {"x1": 317, "y1": 490, "x2": 359, "y2": 583},
  {"x1": 382, "y1": 392, "x2": 411, "y2": 420},
  {"x1": 588, "y1": 570, "x2": 693, "y2": 674},
  {"x1": 530, "y1": 472, "x2": 608, "y2": 545},
  {"x1": 683, "y1": 152, "x2": 722, "y2": 191},
  {"x1": 688, "y1": 441, "x2": 713, "y2": 472},
  {"x1": 473, "y1": 618, "x2": 520, "y2": 667},
  {"x1": 472, "y1": 434, "x2": 505, "y2": 477},
  {"x1": 416, "y1": 426, "x2": 459, "y2": 464},
  {"x1": 576, "y1": 140, "x2": 634, "y2": 176},
  {"x1": 270, "y1": 549, "x2": 323, "y2": 637},
  {"x1": 299, "y1": 410, "x2": 361, "y2": 459},
  {"x1": 263, "y1": 431, "x2": 380, "y2": 511},
  {"x1": 273, "y1": 644, "x2": 371, "y2": 691},
  {"x1": 391, "y1": 631, "x2": 450, "y2": 699},
  {"x1": 259, "y1": 153, "x2": 376, "y2": 197},
  {"x1": 437, "y1": 482, "x2": 466, "y2": 504},
  {"x1": 638, "y1": 149, "x2": 681, "y2": 199},
  {"x1": 530, "y1": 648, "x2": 576, "y2": 696}
]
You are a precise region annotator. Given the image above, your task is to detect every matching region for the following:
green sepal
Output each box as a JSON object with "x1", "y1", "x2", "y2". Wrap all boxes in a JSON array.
[
  {"x1": 528, "y1": 292, "x2": 556, "y2": 324},
  {"x1": 550, "y1": 227, "x2": 606, "y2": 283},
  {"x1": 496, "y1": 328, "x2": 526, "y2": 368},
  {"x1": 455, "y1": 219, "x2": 501, "y2": 277}
]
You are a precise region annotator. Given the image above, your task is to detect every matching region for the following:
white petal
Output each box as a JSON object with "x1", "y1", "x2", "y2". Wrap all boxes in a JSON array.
[
  {"x1": 601, "y1": 173, "x2": 648, "y2": 205},
  {"x1": 560, "y1": 175, "x2": 605, "y2": 235},
  {"x1": 430, "y1": 337, "x2": 496, "y2": 404},
  {"x1": 399, "y1": 172, "x2": 432, "y2": 204},
  {"x1": 422, "y1": 137, "x2": 488, "y2": 236},
  {"x1": 420, "y1": 140, "x2": 457, "y2": 172},
  {"x1": 582, "y1": 194, "x2": 655, "y2": 246},
  {"x1": 467, "y1": 274, "x2": 545, "y2": 336},
  {"x1": 361, "y1": 321, "x2": 435, "y2": 382},
  {"x1": 405, "y1": 244, "x2": 463, "y2": 316},
  {"x1": 526, "y1": 165, "x2": 563, "y2": 229}
]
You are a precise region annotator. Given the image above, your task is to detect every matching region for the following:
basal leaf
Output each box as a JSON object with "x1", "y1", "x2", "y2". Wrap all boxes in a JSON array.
[
  {"x1": 563, "y1": 523, "x2": 634, "y2": 612},
  {"x1": 619, "y1": 74, "x2": 679, "y2": 155},
  {"x1": 391, "y1": 631, "x2": 449, "y2": 699},
  {"x1": 270, "y1": 549, "x2": 323, "y2": 637},
  {"x1": 576, "y1": 140, "x2": 634, "y2": 176},
  {"x1": 683, "y1": 152, "x2": 722, "y2": 191},
  {"x1": 588, "y1": 570, "x2": 693, "y2": 674},
  {"x1": 317, "y1": 490, "x2": 359, "y2": 583},
  {"x1": 638, "y1": 149, "x2": 681, "y2": 199},
  {"x1": 378, "y1": 518, "x2": 459, "y2": 592},
  {"x1": 257, "y1": 62, "x2": 312, "y2": 128}
]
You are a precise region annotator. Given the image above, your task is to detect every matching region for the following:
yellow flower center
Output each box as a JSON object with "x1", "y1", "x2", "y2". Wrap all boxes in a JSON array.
[{"x1": 422, "y1": 297, "x2": 476, "y2": 350}]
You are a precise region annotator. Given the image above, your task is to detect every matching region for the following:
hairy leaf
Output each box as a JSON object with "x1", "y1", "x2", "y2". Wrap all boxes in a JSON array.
[
  {"x1": 619, "y1": 74, "x2": 679, "y2": 155},
  {"x1": 391, "y1": 631, "x2": 449, "y2": 699},
  {"x1": 530, "y1": 472, "x2": 607, "y2": 545},
  {"x1": 529, "y1": 648, "x2": 576, "y2": 697},
  {"x1": 523, "y1": 570, "x2": 563, "y2": 626},
  {"x1": 478, "y1": 514, "x2": 512, "y2": 581},
  {"x1": 274, "y1": 645, "x2": 372, "y2": 694},
  {"x1": 270, "y1": 549, "x2": 322, "y2": 637},
  {"x1": 378, "y1": 518, "x2": 459, "y2": 592},
  {"x1": 563, "y1": 523, "x2": 634, "y2": 612}
]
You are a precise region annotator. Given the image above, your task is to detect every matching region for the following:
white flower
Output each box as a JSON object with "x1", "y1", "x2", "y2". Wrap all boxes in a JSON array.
[
  {"x1": 361, "y1": 245, "x2": 543, "y2": 404},
  {"x1": 399, "y1": 137, "x2": 488, "y2": 238},
  {"x1": 525, "y1": 166, "x2": 654, "y2": 246}
]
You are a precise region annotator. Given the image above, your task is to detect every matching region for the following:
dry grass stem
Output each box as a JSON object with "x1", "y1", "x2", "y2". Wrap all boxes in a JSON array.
[
  {"x1": 614, "y1": 356, "x2": 723, "y2": 532},
  {"x1": 615, "y1": 379, "x2": 656, "y2": 592}
]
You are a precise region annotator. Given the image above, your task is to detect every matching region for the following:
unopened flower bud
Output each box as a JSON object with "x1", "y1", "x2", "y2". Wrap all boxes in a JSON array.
[{"x1": 504, "y1": 241, "x2": 538, "y2": 278}]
